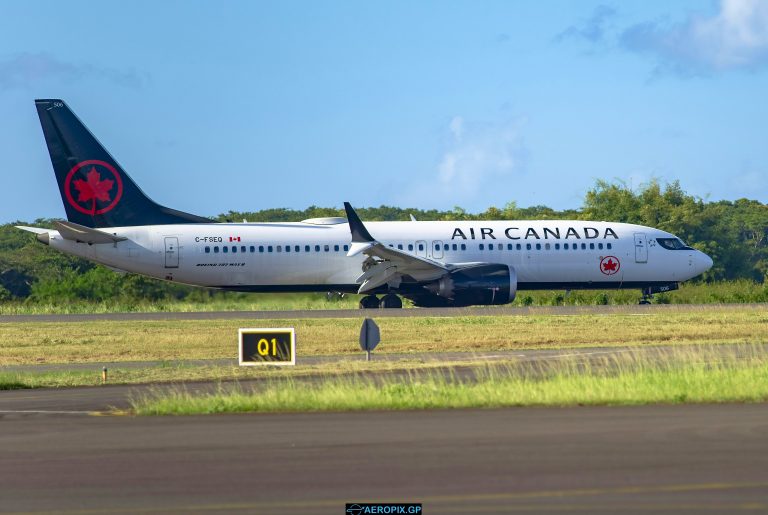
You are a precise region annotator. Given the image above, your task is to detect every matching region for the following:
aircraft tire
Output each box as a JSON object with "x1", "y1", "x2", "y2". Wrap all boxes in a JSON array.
[
  {"x1": 380, "y1": 294, "x2": 403, "y2": 309},
  {"x1": 359, "y1": 295, "x2": 380, "y2": 309}
]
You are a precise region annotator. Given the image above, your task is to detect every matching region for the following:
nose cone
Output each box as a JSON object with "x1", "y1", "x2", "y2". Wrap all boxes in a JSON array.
[{"x1": 697, "y1": 251, "x2": 713, "y2": 275}]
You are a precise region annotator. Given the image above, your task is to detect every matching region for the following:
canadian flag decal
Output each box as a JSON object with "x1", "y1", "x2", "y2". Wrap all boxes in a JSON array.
[{"x1": 229, "y1": 236, "x2": 241, "y2": 242}]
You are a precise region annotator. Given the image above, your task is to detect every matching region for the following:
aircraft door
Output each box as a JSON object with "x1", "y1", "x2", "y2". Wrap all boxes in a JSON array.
[
  {"x1": 415, "y1": 240, "x2": 427, "y2": 258},
  {"x1": 164, "y1": 237, "x2": 179, "y2": 268},
  {"x1": 634, "y1": 233, "x2": 648, "y2": 263},
  {"x1": 432, "y1": 240, "x2": 444, "y2": 259}
]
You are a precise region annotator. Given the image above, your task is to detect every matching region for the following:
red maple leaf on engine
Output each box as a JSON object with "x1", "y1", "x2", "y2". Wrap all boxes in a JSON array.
[
  {"x1": 73, "y1": 167, "x2": 114, "y2": 203},
  {"x1": 602, "y1": 259, "x2": 617, "y2": 272}
]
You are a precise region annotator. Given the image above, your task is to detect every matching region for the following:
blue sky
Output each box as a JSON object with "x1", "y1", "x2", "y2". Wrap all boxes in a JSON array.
[{"x1": 1, "y1": 0, "x2": 767, "y2": 222}]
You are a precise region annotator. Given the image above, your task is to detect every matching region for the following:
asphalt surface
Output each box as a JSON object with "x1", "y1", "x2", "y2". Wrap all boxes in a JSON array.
[
  {"x1": 1, "y1": 404, "x2": 768, "y2": 514},
  {"x1": 1, "y1": 302, "x2": 765, "y2": 323}
]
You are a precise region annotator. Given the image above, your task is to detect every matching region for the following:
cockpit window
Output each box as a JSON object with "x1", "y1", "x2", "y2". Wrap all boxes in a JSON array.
[{"x1": 656, "y1": 238, "x2": 692, "y2": 250}]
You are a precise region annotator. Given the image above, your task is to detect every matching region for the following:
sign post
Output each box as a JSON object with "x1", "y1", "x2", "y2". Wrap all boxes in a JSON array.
[{"x1": 359, "y1": 318, "x2": 381, "y2": 361}]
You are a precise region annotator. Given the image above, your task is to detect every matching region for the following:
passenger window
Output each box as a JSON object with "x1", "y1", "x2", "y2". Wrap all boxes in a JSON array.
[
  {"x1": 285, "y1": 245, "x2": 290, "y2": 252},
  {"x1": 461, "y1": 244, "x2": 467, "y2": 251},
  {"x1": 497, "y1": 244, "x2": 502, "y2": 250},
  {"x1": 324, "y1": 245, "x2": 330, "y2": 252},
  {"x1": 526, "y1": 243, "x2": 532, "y2": 250},
  {"x1": 507, "y1": 244, "x2": 513, "y2": 250},
  {"x1": 232, "y1": 246, "x2": 237, "y2": 253},
  {"x1": 581, "y1": 243, "x2": 586, "y2": 250},
  {"x1": 224, "y1": 246, "x2": 230, "y2": 254},
  {"x1": 435, "y1": 244, "x2": 440, "y2": 250},
  {"x1": 545, "y1": 243, "x2": 550, "y2": 250},
  {"x1": 516, "y1": 244, "x2": 521, "y2": 250},
  {"x1": 536, "y1": 243, "x2": 542, "y2": 250},
  {"x1": 295, "y1": 246, "x2": 300, "y2": 252},
  {"x1": 444, "y1": 244, "x2": 449, "y2": 251},
  {"x1": 408, "y1": 244, "x2": 414, "y2": 251},
  {"x1": 343, "y1": 245, "x2": 349, "y2": 251},
  {"x1": 334, "y1": 245, "x2": 340, "y2": 251},
  {"x1": 418, "y1": 244, "x2": 424, "y2": 251},
  {"x1": 564, "y1": 243, "x2": 568, "y2": 250},
  {"x1": 205, "y1": 246, "x2": 210, "y2": 253},
  {"x1": 268, "y1": 246, "x2": 273, "y2": 252},
  {"x1": 479, "y1": 244, "x2": 484, "y2": 250},
  {"x1": 397, "y1": 244, "x2": 403, "y2": 250},
  {"x1": 277, "y1": 245, "x2": 282, "y2": 252},
  {"x1": 259, "y1": 246, "x2": 264, "y2": 253},
  {"x1": 598, "y1": 243, "x2": 603, "y2": 250},
  {"x1": 241, "y1": 246, "x2": 246, "y2": 253},
  {"x1": 607, "y1": 243, "x2": 612, "y2": 250},
  {"x1": 389, "y1": 244, "x2": 394, "y2": 248},
  {"x1": 589, "y1": 243, "x2": 595, "y2": 250},
  {"x1": 315, "y1": 245, "x2": 320, "y2": 252},
  {"x1": 249, "y1": 246, "x2": 255, "y2": 253},
  {"x1": 213, "y1": 246, "x2": 219, "y2": 253},
  {"x1": 305, "y1": 245, "x2": 310, "y2": 252},
  {"x1": 452, "y1": 244, "x2": 458, "y2": 251},
  {"x1": 555, "y1": 243, "x2": 560, "y2": 250}
]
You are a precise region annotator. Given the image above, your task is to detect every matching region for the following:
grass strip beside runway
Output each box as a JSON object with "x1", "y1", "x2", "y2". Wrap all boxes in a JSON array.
[
  {"x1": 1, "y1": 308, "x2": 767, "y2": 365},
  {"x1": 130, "y1": 346, "x2": 768, "y2": 414}
]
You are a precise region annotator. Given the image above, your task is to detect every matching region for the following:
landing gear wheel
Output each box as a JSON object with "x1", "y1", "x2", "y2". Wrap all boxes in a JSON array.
[
  {"x1": 359, "y1": 295, "x2": 380, "y2": 309},
  {"x1": 639, "y1": 288, "x2": 653, "y2": 305},
  {"x1": 380, "y1": 293, "x2": 403, "y2": 309},
  {"x1": 639, "y1": 299, "x2": 652, "y2": 305}
]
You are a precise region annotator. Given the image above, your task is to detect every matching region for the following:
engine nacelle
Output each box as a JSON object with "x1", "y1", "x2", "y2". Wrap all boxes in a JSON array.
[{"x1": 422, "y1": 264, "x2": 517, "y2": 307}]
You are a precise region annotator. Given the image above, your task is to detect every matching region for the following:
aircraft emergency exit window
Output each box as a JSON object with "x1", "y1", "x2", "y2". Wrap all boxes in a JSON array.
[
  {"x1": 315, "y1": 245, "x2": 320, "y2": 252},
  {"x1": 324, "y1": 245, "x2": 330, "y2": 252},
  {"x1": 479, "y1": 244, "x2": 484, "y2": 250},
  {"x1": 589, "y1": 243, "x2": 595, "y2": 250},
  {"x1": 460, "y1": 244, "x2": 467, "y2": 251},
  {"x1": 334, "y1": 245, "x2": 340, "y2": 251},
  {"x1": 343, "y1": 245, "x2": 349, "y2": 251},
  {"x1": 526, "y1": 243, "x2": 532, "y2": 250},
  {"x1": 205, "y1": 246, "x2": 210, "y2": 253},
  {"x1": 408, "y1": 244, "x2": 414, "y2": 251},
  {"x1": 305, "y1": 245, "x2": 310, "y2": 252},
  {"x1": 259, "y1": 246, "x2": 264, "y2": 253},
  {"x1": 418, "y1": 244, "x2": 424, "y2": 251},
  {"x1": 213, "y1": 246, "x2": 219, "y2": 253},
  {"x1": 598, "y1": 243, "x2": 603, "y2": 250},
  {"x1": 249, "y1": 246, "x2": 255, "y2": 253}
]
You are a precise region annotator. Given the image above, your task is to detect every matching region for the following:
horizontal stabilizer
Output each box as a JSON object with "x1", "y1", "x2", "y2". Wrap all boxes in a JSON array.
[
  {"x1": 15, "y1": 225, "x2": 49, "y2": 235},
  {"x1": 54, "y1": 220, "x2": 127, "y2": 244}
]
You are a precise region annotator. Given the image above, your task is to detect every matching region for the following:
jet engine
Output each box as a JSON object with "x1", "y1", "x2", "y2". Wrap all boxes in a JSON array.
[{"x1": 415, "y1": 264, "x2": 517, "y2": 307}]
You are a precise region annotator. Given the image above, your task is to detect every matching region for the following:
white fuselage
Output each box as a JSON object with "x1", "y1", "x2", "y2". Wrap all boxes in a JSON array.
[{"x1": 44, "y1": 219, "x2": 713, "y2": 293}]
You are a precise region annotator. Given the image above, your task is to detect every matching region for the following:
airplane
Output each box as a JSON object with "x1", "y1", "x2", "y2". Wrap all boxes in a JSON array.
[{"x1": 17, "y1": 99, "x2": 713, "y2": 309}]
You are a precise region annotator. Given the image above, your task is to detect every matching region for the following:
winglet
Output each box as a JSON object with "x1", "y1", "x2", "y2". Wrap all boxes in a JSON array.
[{"x1": 343, "y1": 202, "x2": 375, "y2": 243}]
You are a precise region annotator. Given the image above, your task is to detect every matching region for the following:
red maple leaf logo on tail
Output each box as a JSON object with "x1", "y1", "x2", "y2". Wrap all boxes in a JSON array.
[{"x1": 73, "y1": 167, "x2": 114, "y2": 213}]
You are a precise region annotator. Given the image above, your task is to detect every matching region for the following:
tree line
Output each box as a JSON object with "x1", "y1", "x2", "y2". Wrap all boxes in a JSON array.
[{"x1": 1, "y1": 180, "x2": 766, "y2": 303}]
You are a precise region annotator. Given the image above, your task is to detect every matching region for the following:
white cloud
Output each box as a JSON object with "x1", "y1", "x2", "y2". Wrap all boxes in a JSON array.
[
  {"x1": 400, "y1": 115, "x2": 527, "y2": 210},
  {"x1": 621, "y1": 0, "x2": 768, "y2": 74},
  {"x1": 0, "y1": 52, "x2": 145, "y2": 90}
]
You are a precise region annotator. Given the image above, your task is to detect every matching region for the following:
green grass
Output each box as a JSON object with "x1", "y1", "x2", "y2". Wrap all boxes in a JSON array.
[
  {"x1": 129, "y1": 345, "x2": 768, "y2": 415},
  {"x1": 1, "y1": 280, "x2": 768, "y2": 315}
]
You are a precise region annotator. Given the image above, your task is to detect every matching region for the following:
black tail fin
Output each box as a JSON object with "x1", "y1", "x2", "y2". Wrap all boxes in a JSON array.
[{"x1": 35, "y1": 99, "x2": 212, "y2": 228}]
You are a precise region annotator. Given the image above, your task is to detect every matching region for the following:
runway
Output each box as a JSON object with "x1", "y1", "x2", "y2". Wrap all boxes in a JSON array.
[
  {"x1": 1, "y1": 302, "x2": 764, "y2": 323},
  {"x1": 1, "y1": 404, "x2": 767, "y2": 514}
]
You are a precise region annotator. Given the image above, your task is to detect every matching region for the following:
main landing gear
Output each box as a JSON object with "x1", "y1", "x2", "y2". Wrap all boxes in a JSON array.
[
  {"x1": 639, "y1": 288, "x2": 653, "y2": 305},
  {"x1": 359, "y1": 293, "x2": 403, "y2": 309}
]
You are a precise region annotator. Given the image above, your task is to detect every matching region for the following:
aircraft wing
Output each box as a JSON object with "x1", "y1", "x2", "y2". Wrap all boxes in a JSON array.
[{"x1": 343, "y1": 202, "x2": 449, "y2": 293}]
